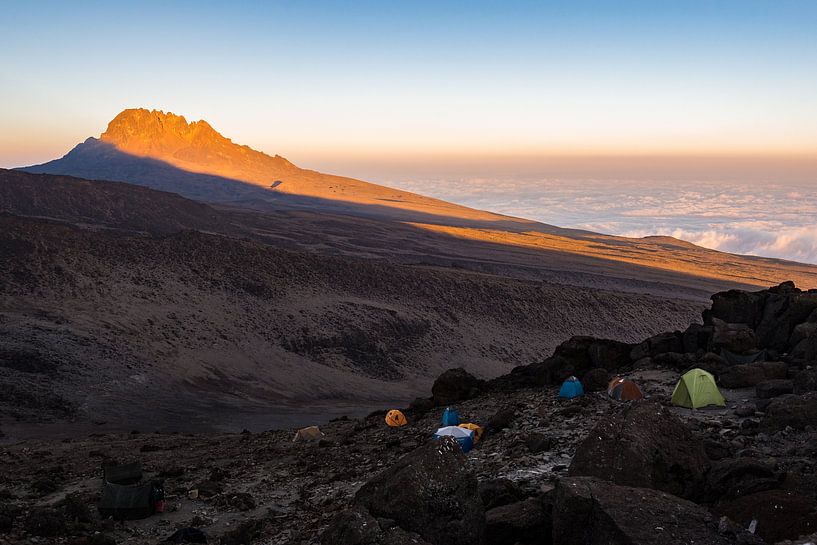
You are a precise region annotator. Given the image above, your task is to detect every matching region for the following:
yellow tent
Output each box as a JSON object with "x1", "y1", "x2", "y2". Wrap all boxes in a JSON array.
[
  {"x1": 385, "y1": 409, "x2": 408, "y2": 427},
  {"x1": 458, "y1": 423, "x2": 484, "y2": 444},
  {"x1": 671, "y1": 369, "x2": 725, "y2": 409}
]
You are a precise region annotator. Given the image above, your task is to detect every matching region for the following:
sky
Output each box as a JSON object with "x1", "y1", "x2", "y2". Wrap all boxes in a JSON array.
[{"x1": 1, "y1": 1, "x2": 816, "y2": 261}]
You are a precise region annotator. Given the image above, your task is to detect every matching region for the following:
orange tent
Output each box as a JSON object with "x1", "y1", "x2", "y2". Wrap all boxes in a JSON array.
[
  {"x1": 458, "y1": 423, "x2": 484, "y2": 444},
  {"x1": 385, "y1": 409, "x2": 408, "y2": 427},
  {"x1": 608, "y1": 378, "x2": 644, "y2": 401}
]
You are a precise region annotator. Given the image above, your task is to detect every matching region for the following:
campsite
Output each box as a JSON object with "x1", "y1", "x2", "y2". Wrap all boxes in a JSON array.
[{"x1": 3, "y1": 282, "x2": 817, "y2": 544}]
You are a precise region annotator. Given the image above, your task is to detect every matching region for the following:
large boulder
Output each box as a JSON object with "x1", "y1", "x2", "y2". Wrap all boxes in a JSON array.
[
  {"x1": 791, "y1": 334, "x2": 817, "y2": 363},
  {"x1": 485, "y1": 497, "x2": 550, "y2": 545},
  {"x1": 706, "y1": 289, "x2": 767, "y2": 329},
  {"x1": 630, "y1": 331, "x2": 683, "y2": 361},
  {"x1": 793, "y1": 368, "x2": 817, "y2": 394},
  {"x1": 755, "y1": 379, "x2": 794, "y2": 399},
  {"x1": 321, "y1": 507, "x2": 432, "y2": 545},
  {"x1": 491, "y1": 337, "x2": 633, "y2": 389},
  {"x1": 711, "y1": 318, "x2": 757, "y2": 354},
  {"x1": 789, "y1": 321, "x2": 817, "y2": 348},
  {"x1": 478, "y1": 479, "x2": 525, "y2": 510},
  {"x1": 354, "y1": 437, "x2": 485, "y2": 545},
  {"x1": 720, "y1": 362, "x2": 787, "y2": 389},
  {"x1": 704, "y1": 458, "x2": 782, "y2": 503},
  {"x1": 431, "y1": 368, "x2": 482, "y2": 406},
  {"x1": 761, "y1": 393, "x2": 817, "y2": 431},
  {"x1": 568, "y1": 401, "x2": 709, "y2": 500},
  {"x1": 756, "y1": 288, "x2": 817, "y2": 351},
  {"x1": 716, "y1": 489, "x2": 817, "y2": 544},
  {"x1": 546, "y1": 337, "x2": 632, "y2": 383},
  {"x1": 682, "y1": 323, "x2": 714, "y2": 354},
  {"x1": 553, "y1": 477, "x2": 760, "y2": 545},
  {"x1": 581, "y1": 368, "x2": 609, "y2": 392}
]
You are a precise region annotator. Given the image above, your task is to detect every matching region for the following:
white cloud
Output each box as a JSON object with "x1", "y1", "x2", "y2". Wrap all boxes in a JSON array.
[{"x1": 389, "y1": 177, "x2": 817, "y2": 264}]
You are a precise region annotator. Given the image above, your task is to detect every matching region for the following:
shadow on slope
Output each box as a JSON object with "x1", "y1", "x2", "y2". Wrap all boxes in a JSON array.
[{"x1": 18, "y1": 140, "x2": 586, "y2": 234}]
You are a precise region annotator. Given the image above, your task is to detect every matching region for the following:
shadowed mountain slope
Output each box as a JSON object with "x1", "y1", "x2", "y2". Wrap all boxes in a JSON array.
[
  {"x1": 24, "y1": 108, "x2": 537, "y2": 227},
  {"x1": 0, "y1": 213, "x2": 704, "y2": 432}
]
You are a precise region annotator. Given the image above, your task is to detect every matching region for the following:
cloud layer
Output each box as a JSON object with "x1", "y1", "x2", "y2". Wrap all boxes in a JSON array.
[{"x1": 389, "y1": 178, "x2": 817, "y2": 264}]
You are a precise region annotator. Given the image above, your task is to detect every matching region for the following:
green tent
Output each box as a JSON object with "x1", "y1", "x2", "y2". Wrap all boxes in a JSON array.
[{"x1": 671, "y1": 368, "x2": 725, "y2": 409}]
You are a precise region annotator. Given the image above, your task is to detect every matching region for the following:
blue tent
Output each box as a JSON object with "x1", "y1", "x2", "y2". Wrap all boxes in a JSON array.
[
  {"x1": 559, "y1": 376, "x2": 584, "y2": 399},
  {"x1": 434, "y1": 426, "x2": 475, "y2": 453},
  {"x1": 441, "y1": 407, "x2": 460, "y2": 426}
]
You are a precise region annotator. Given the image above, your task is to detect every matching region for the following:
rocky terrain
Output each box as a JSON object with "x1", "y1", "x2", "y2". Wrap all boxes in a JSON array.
[
  {"x1": 2, "y1": 282, "x2": 817, "y2": 544},
  {"x1": 0, "y1": 209, "x2": 701, "y2": 436}
]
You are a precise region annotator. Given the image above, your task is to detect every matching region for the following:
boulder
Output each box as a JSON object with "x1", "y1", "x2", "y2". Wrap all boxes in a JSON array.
[
  {"x1": 581, "y1": 368, "x2": 609, "y2": 392},
  {"x1": 756, "y1": 289, "x2": 817, "y2": 351},
  {"x1": 494, "y1": 337, "x2": 632, "y2": 389},
  {"x1": 793, "y1": 368, "x2": 817, "y2": 394},
  {"x1": 704, "y1": 458, "x2": 781, "y2": 503},
  {"x1": 704, "y1": 438, "x2": 733, "y2": 461},
  {"x1": 355, "y1": 437, "x2": 485, "y2": 545},
  {"x1": 789, "y1": 321, "x2": 817, "y2": 347},
  {"x1": 761, "y1": 393, "x2": 817, "y2": 431},
  {"x1": 630, "y1": 331, "x2": 683, "y2": 360},
  {"x1": 755, "y1": 379, "x2": 794, "y2": 399},
  {"x1": 569, "y1": 401, "x2": 709, "y2": 500},
  {"x1": 553, "y1": 476, "x2": 756, "y2": 545},
  {"x1": 321, "y1": 507, "x2": 431, "y2": 545},
  {"x1": 706, "y1": 289, "x2": 766, "y2": 329},
  {"x1": 791, "y1": 335, "x2": 817, "y2": 363},
  {"x1": 711, "y1": 318, "x2": 757, "y2": 354},
  {"x1": 720, "y1": 361, "x2": 787, "y2": 389},
  {"x1": 586, "y1": 339, "x2": 633, "y2": 369},
  {"x1": 431, "y1": 368, "x2": 482, "y2": 406},
  {"x1": 652, "y1": 351, "x2": 695, "y2": 370},
  {"x1": 478, "y1": 479, "x2": 525, "y2": 510},
  {"x1": 719, "y1": 364, "x2": 766, "y2": 388},
  {"x1": 716, "y1": 489, "x2": 817, "y2": 544},
  {"x1": 683, "y1": 323, "x2": 713, "y2": 354},
  {"x1": 485, "y1": 497, "x2": 549, "y2": 545}
]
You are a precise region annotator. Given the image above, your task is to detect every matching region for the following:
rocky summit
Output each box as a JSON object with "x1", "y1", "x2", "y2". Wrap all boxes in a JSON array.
[{"x1": 2, "y1": 281, "x2": 817, "y2": 544}]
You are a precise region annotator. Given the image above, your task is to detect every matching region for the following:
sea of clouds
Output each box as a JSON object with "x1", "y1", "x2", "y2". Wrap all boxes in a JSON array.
[{"x1": 389, "y1": 178, "x2": 817, "y2": 265}]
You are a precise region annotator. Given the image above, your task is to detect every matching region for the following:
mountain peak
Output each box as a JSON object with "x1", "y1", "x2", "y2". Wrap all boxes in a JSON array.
[{"x1": 101, "y1": 108, "x2": 224, "y2": 150}]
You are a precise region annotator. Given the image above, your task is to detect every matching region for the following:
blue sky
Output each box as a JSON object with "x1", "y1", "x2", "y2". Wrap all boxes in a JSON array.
[
  {"x1": 1, "y1": 1, "x2": 816, "y2": 262},
  {"x1": 2, "y1": 0, "x2": 817, "y2": 170}
]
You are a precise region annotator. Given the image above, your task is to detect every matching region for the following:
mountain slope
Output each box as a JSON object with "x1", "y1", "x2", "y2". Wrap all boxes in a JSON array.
[
  {"x1": 0, "y1": 213, "x2": 704, "y2": 432},
  {"x1": 24, "y1": 108, "x2": 539, "y2": 226}
]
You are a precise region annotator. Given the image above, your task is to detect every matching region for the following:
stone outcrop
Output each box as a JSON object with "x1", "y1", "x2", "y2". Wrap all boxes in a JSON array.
[
  {"x1": 552, "y1": 477, "x2": 760, "y2": 545},
  {"x1": 568, "y1": 401, "x2": 709, "y2": 500}
]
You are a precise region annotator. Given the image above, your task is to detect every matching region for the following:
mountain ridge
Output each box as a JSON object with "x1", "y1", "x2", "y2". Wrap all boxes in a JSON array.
[{"x1": 27, "y1": 108, "x2": 529, "y2": 226}]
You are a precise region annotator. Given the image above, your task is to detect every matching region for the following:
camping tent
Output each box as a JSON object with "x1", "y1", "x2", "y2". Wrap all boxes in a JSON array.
[
  {"x1": 558, "y1": 376, "x2": 584, "y2": 399},
  {"x1": 434, "y1": 426, "x2": 475, "y2": 453},
  {"x1": 672, "y1": 368, "x2": 725, "y2": 409},
  {"x1": 385, "y1": 409, "x2": 408, "y2": 427},
  {"x1": 99, "y1": 480, "x2": 163, "y2": 521},
  {"x1": 458, "y1": 423, "x2": 484, "y2": 444},
  {"x1": 293, "y1": 426, "x2": 323, "y2": 442},
  {"x1": 608, "y1": 378, "x2": 644, "y2": 401},
  {"x1": 441, "y1": 407, "x2": 460, "y2": 426}
]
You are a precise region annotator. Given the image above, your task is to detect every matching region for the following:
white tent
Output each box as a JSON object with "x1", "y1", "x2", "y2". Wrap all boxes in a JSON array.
[{"x1": 434, "y1": 426, "x2": 473, "y2": 439}]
